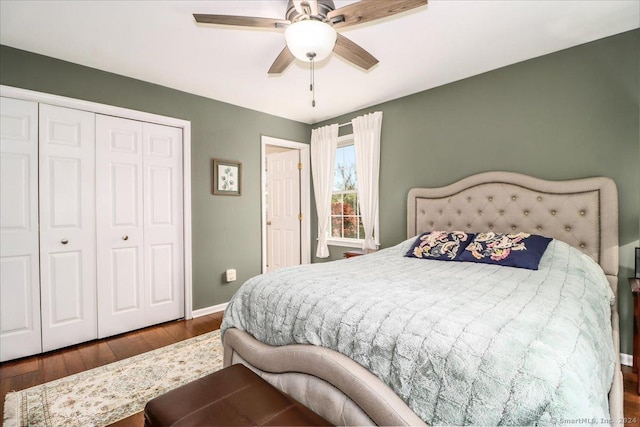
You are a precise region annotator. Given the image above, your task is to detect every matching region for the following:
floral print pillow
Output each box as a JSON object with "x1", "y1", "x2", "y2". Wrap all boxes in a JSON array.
[
  {"x1": 405, "y1": 231, "x2": 474, "y2": 261},
  {"x1": 458, "y1": 232, "x2": 552, "y2": 270}
]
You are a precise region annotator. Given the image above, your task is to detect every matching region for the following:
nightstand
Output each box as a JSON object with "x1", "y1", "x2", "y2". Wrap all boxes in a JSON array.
[
  {"x1": 630, "y1": 277, "x2": 640, "y2": 394},
  {"x1": 343, "y1": 250, "x2": 365, "y2": 258}
]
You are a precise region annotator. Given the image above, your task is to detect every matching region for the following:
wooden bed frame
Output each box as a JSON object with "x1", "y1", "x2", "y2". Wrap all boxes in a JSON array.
[{"x1": 223, "y1": 171, "x2": 623, "y2": 426}]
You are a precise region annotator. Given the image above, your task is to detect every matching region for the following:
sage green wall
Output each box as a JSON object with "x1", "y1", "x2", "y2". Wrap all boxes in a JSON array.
[
  {"x1": 0, "y1": 45, "x2": 311, "y2": 311},
  {"x1": 313, "y1": 29, "x2": 640, "y2": 355}
]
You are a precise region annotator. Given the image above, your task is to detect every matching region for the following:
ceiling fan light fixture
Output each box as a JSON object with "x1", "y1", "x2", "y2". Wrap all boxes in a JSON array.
[{"x1": 285, "y1": 20, "x2": 337, "y2": 62}]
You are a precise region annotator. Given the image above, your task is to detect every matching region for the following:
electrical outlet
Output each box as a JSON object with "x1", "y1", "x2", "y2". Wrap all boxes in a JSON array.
[{"x1": 226, "y1": 269, "x2": 236, "y2": 282}]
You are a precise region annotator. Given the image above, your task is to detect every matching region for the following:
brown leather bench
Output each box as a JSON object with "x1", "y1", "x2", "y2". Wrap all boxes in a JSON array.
[{"x1": 143, "y1": 363, "x2": 331, "y2": 426}]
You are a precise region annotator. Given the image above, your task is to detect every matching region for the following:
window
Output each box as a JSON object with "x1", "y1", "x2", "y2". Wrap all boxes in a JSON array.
[{"x1": 328, "y1": 136, "x2": 366, "y2": 246}]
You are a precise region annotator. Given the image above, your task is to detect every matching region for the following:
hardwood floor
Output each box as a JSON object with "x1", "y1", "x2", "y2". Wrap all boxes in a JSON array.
[
  {"x1": 0, "y1": 313, "x2": 223, "y2": 427},
  {"x1": 1, "y1": 313, "x2": 639, "y2": 426}
]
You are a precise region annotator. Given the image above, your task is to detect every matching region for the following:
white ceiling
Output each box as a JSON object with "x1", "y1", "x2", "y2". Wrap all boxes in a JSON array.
[{"x1": 1, "y1": 1, "x2": 638, "y2": 124}]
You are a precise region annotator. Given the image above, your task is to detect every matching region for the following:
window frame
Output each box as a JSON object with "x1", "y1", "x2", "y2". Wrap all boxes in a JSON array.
[{"x1": 326, "y1": 134, "x2": 369, "y2": 248}]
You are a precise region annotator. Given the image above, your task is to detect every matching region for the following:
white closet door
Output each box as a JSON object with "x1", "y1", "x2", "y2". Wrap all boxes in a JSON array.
[
  {"x1": 39, "y1": 104, "x2": 97, "y2": 352},
  {"x1": 96, "y1": 115, "x2": 145, "y2": 338},
  {"x1": 143, "y1": 123, "x2": 184, "y2": 325},
  {"x1": 0, "y1": 97, "x2": 41, "y2": 361}
]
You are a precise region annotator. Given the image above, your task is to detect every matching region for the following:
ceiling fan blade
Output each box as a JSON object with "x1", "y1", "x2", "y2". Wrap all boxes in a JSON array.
[
  {"x1": 268, "y1": 46, "x2": 296, "y2": 74},
  {"x1": 328, "y1": 0, "x2": 427, "y2": 29},
  {"x1": 193, "y1": 14, "x2": 289, "y2": 29},
  {"x1": 333, "y1": 34, "x2": 379, "y2": 70}
]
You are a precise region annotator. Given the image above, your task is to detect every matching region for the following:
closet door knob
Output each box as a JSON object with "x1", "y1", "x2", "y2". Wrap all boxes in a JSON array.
[
  {"x1": 61, "y1": 239, "x2": 69, "y2": 245},
  {"x1": 122, "y1": 235, "x2": 129, "y2": 241}
]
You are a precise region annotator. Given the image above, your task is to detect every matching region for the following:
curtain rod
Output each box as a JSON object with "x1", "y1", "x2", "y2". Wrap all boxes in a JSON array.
[{"x1": 338, "y1": 122, "x2": 351, "y2": 128}]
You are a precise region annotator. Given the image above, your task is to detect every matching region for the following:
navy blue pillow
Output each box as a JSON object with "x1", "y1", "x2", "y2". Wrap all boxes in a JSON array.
[
  {"x1": 457, "y1": 232, "x2": 552, "y2": 270},
  {"x1": 405, "y1": 231, "x2": 475, "y2": 261}
]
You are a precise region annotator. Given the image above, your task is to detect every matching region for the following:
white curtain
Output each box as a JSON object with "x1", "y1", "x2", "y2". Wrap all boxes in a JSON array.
[
  {"x1": 352, "y1": 111, "x2": 382, "y2": 251},
  {"x1": 311, "y1": 124, "x2": 339, "y2": 258}
]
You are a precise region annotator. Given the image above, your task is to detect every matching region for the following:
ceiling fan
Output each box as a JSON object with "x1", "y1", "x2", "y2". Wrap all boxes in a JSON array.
[{"x1": 193, "y1": 0, "x2": 428, "y2": 74}]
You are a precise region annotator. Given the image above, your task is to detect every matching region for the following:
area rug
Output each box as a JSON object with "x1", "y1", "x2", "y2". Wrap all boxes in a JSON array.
[{"x1": 3, "y1": 330, "x2": 223, "y2": 427}]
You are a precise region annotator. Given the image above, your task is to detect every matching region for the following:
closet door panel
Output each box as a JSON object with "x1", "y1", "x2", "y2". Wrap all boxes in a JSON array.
[
  {"x1": 96, "y1": 115, "x2": 145, "y2": 338},
  {"x1": 0, "y1": 97, "x2": 41, "y2": 361},
  {"x1": 143, "y1": 123, "x2": 184, "y2": 325},
  {"x1": 47, "y1": 251, "x2": 84, "y2": 322},
  {"x1": 111, "y1": 247, "x2": 141, "y2": 310},
  {"x1": 39, "y1": 104, "x2": 97, "y2": 352}
]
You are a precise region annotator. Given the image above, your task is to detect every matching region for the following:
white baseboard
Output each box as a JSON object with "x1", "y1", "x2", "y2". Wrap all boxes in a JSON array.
[
  {"x1": 192, "y1": 302, "x2": 228, "y2": 318},
  {"x1": 621, "y1": 353, "x2": 633, "y2": 367}
]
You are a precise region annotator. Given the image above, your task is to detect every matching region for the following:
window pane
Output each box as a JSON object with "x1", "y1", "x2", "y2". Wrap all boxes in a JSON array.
[
  {"x1": 331, "y1": 216, "x2": 343, "y2": 237},
  {"x1": 343, "y1": 193, "x2": 356, "y2": 216},
  {"x1": 344, "y1": 197, "x2": 358, "y2": 238},
  {"x1": 333, "y1": 144, "x2": 357, "y2": 191},
  {"x1": 343, "y1": 216, "x2": 358, "y2": 238},
  {"x1": 331, "y1": 193, "x2": 343, "y2": 216},
  {"x1": 358, "y1": 218, "x2": 365, "y2": 240}
]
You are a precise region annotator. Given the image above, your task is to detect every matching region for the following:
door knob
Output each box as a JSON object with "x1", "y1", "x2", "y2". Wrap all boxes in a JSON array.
[
  {"x1": 122, "y1": 235, "x2": 129, "y2": 241},
  {"x1": 266, "y1": 221, "x2": 272, "y2": 226},
  {"x1": 61, "y1": 239, "x2": 69, "y2": 245}
]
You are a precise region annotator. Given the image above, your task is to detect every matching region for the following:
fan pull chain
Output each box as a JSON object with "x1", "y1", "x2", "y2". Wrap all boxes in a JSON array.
[{"x1": 307, "y1": 52, "x2": 316, "y2": 108}]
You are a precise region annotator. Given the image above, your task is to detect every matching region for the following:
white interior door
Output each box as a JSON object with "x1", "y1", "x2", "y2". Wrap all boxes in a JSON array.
[
  {"x1": 96, "y1": 115, "x2": 145, "y2": 338},
  {"x1": 39, "y1": 104, "x2": 97, "y2": 352},
  {"x1": 143, "y1": 122, "x2": 184, "y2": 325},
  {"x1": 266, "y1": 149, "x2": 301, "y2": 272},
  {"x1": 0, "y1": 97, "x2": 41, "y2": 361}
]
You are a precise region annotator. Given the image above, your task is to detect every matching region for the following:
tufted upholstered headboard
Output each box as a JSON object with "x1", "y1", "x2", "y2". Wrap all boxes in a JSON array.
[{"x1": 407, "y1": 171, "x2": 619, "y2": 295}]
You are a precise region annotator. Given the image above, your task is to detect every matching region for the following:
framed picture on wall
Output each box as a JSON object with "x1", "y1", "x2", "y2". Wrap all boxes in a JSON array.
[{"x1": 213, "y1": 159, "x2": 241, "y2": 196}]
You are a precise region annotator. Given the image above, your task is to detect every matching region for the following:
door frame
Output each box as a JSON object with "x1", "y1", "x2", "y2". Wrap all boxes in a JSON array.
[
  {"x1": 0, "y1": 85, "x2": 194, "y2": 320},
  {"x1": 261, "y1": 136, "x2": 310, "y2": 273}
]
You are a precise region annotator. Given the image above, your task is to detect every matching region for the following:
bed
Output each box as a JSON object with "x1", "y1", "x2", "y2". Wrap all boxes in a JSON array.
[{"x1": 221, "y1": 171, "x2": 623, "y2": 426}]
